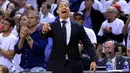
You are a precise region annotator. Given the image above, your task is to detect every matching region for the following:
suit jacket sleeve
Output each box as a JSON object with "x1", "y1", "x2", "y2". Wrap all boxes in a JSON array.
[{"x1": 79, "y1": 25, "x2": 98, "y2": 62}]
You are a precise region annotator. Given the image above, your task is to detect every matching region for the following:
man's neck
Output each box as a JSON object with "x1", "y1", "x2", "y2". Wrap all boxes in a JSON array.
[
  {"x1": 60, "y1": 17, "x2": 69, "y2": 21},
  {"x1": 108, "y1": 18, "x2": 116, "y2": 23},
  {"x1": 108, "y1": 55, "x2": 116, "y2": 60},
  {"x1": 29, "y1": 25, "x2": 37, "y2": 33},
  {"x1": 43, "y1": 12, "x2": 49, "y2": 18},
  {"x1": 2, "y1": 31, "x2": 11, "y2": 37},
  {"x1": 86, "y1": 7, "x2": 92, "y2": 16}
]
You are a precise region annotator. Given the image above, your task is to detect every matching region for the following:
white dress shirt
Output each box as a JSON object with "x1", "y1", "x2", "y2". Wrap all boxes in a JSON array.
[
  {"x1": 60, "y1": 18, "x2": 71, "y2": 60},
  {"x1": 111, "y1": 56, "x2": 116, "y2": 70},
  {"x1": 60, "y1": 18, "x2": 71, "y2": 45}
]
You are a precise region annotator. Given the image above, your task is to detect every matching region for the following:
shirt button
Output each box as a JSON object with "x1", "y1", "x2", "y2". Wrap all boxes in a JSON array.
[
  {"x1": 25, "y1": 60, "x2": 27, "y2": 62},
  {"x1": 25, "y1": 55, "x2": 27, "y2": 57}
]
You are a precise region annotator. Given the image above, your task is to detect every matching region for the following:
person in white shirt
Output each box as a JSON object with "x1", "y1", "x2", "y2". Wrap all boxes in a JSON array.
[
  {"x1": 98, "y1": 6, "x2": 124, "y2": 43},
  {"x1": 40, "y1": 2, "x2": 55, "y2": 23},
  {"x1": 73, "y1": 12, "x2": 97, "y2": 48},
  {"x1": 0, "y1": 18, "x2": 18, "y2": 72}
]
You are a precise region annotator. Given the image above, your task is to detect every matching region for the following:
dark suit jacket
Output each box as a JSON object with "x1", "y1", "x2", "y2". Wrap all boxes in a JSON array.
[
  {"x1": 98, "y1": 56, "x2": 130, "y2": 70},
  {"x1": 43, "y1": 18, "x2": 97, "y2": 72}
]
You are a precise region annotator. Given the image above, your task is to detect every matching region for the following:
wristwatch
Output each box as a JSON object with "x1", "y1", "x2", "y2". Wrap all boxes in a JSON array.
[{"x1": 26, "y1": 36, "x2": 32, "y2": 41}]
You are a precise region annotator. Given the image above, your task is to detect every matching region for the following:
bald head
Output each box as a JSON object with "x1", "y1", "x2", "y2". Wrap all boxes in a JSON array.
[{"x1": 104, "y1": 40, "x2": 116, "y2": 59}]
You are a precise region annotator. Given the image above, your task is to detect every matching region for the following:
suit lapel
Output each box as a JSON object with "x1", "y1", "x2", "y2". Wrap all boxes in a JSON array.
[{"x1": 54, "y1": 19, "x2": 64, "y2": 39}]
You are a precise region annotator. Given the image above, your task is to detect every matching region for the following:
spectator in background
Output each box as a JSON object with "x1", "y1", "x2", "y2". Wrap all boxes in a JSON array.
[
  {"x1": 73, "y1": 12, "x2": 97, "y2": 49},
  {"x1": 98, "y1": 40, "x2": 130, "y2": 70},
  {"x1": 82, "y1": 0, "x2": 105, "y2": 37},
  {"x1": 14, "y1": 11, "x2": 48, "y2": 72},
  {"x1": 40, "y1": 2, "x2": 55, "y2": 23},
  {"x1": 12, "y1": 14, "x2": 28, "y2": 72},
  {"x1": 0, "y1": 18, "x2": 17, "y2": 72},
  {"x1": 98, "y1": 6, "x2": 124, "y2": 44},
  {"x1": 73, "y1": 12, "x2": 97, "y2": 70},
  {"x1": 117, "y1": 43, "x2": 126, "y2": 56},
  {"x1": 0, "y1": 65, "x2": 9, "y2": 73}
]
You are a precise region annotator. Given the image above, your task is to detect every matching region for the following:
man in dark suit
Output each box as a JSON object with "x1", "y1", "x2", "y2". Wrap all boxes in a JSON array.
[
  {"x1": 41, "y1": 0, "x2": 97, "y2": 73},
  {"x1": 98, "y1": 40, "x2": 130, "y2": 70}
]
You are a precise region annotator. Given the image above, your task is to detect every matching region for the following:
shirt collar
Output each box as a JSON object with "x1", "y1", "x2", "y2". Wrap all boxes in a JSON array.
[
  {"x1": 111, "y1": 56, "x2": 116, "y2": 63},
  {"x1": 59, "y1": 17, "x2": 70, "y2": 23}
]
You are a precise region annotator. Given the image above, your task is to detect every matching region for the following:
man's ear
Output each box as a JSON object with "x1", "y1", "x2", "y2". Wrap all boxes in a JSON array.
[{"x1": 57, "y1": 9, "x2": 59, "y2": 14}]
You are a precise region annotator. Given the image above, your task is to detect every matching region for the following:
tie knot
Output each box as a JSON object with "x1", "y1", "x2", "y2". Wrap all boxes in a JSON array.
[{"x1": 61, "y1": 21, "x2": 67, "y2": 25}]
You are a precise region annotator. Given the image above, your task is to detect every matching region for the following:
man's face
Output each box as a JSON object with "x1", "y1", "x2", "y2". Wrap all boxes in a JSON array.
[
  {"x1": 28, "y1": 12, "x2": 37, "y2": 28},
  {"x1": 84, "y1": 0, "x2": 93, "y2": 8},
  {"x1": 42, "y1": 4, "x2": 48, "y2": 15},
  {"x1": 57, "y1": 2, "x2": 70, "y2": 19},
  {"x1": 104, "y1": 41, "x2": 115, "y2": 59},
  {"x1": 106, "y1": 10, "x2": 117, "y2": 20},
  {"x1": 74, "y1": 15, "x2": 84, "y2": 24},
  {"x1": 1, "y1": 20, "x2": 12, "y2": 32}
]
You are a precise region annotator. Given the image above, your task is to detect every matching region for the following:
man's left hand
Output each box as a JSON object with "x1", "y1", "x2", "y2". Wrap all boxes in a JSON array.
[{"x1": 90, "y1": 61, "x2": 97, "y2": 73}]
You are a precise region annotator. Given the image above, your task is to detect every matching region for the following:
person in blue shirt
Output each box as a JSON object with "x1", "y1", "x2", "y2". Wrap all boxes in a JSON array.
[{"x1": 14, "y1": 11, "x2": 48, "y2": 71}]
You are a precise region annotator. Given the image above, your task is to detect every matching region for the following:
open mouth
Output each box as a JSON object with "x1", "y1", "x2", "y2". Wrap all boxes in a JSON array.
[{"x1": 62, "y1": 11, "x2": 67, "y2": 14}]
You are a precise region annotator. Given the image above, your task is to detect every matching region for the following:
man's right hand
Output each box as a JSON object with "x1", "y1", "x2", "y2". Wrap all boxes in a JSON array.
[{"x1": 41, "y1": 22, "x2": 51, "y2": 33}]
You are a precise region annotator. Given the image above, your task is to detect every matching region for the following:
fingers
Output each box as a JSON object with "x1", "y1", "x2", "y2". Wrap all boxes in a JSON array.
[
  {"x1": 20, "y1": 26, "x2": 30, "y2": 37},
  {"x1": 90, "y1": 62, "x2": 97, "y2": 73},
  {"x1": 92, "y1": 67, "x2": 96, "y2": 73},
  {"x1": 41, "y1": 22, "x2": 51, "y2": 33}
]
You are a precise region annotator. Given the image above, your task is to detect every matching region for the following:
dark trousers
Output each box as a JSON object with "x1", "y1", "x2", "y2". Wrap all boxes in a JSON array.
[
  {"x1": 53, "y1": 60, "x2": 72, "y2": 73},
  {"x1": 52, "y1": 60, "x2": 83, "y2": 73}
]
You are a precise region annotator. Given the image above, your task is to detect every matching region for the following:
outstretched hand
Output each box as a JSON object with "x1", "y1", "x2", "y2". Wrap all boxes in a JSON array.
[
  {"x1": 41, "y1": 22, "x2": 51, "y2": 33},
  {"x1": 90, "y1": 61, "x2": 97, "y2": 73}
]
